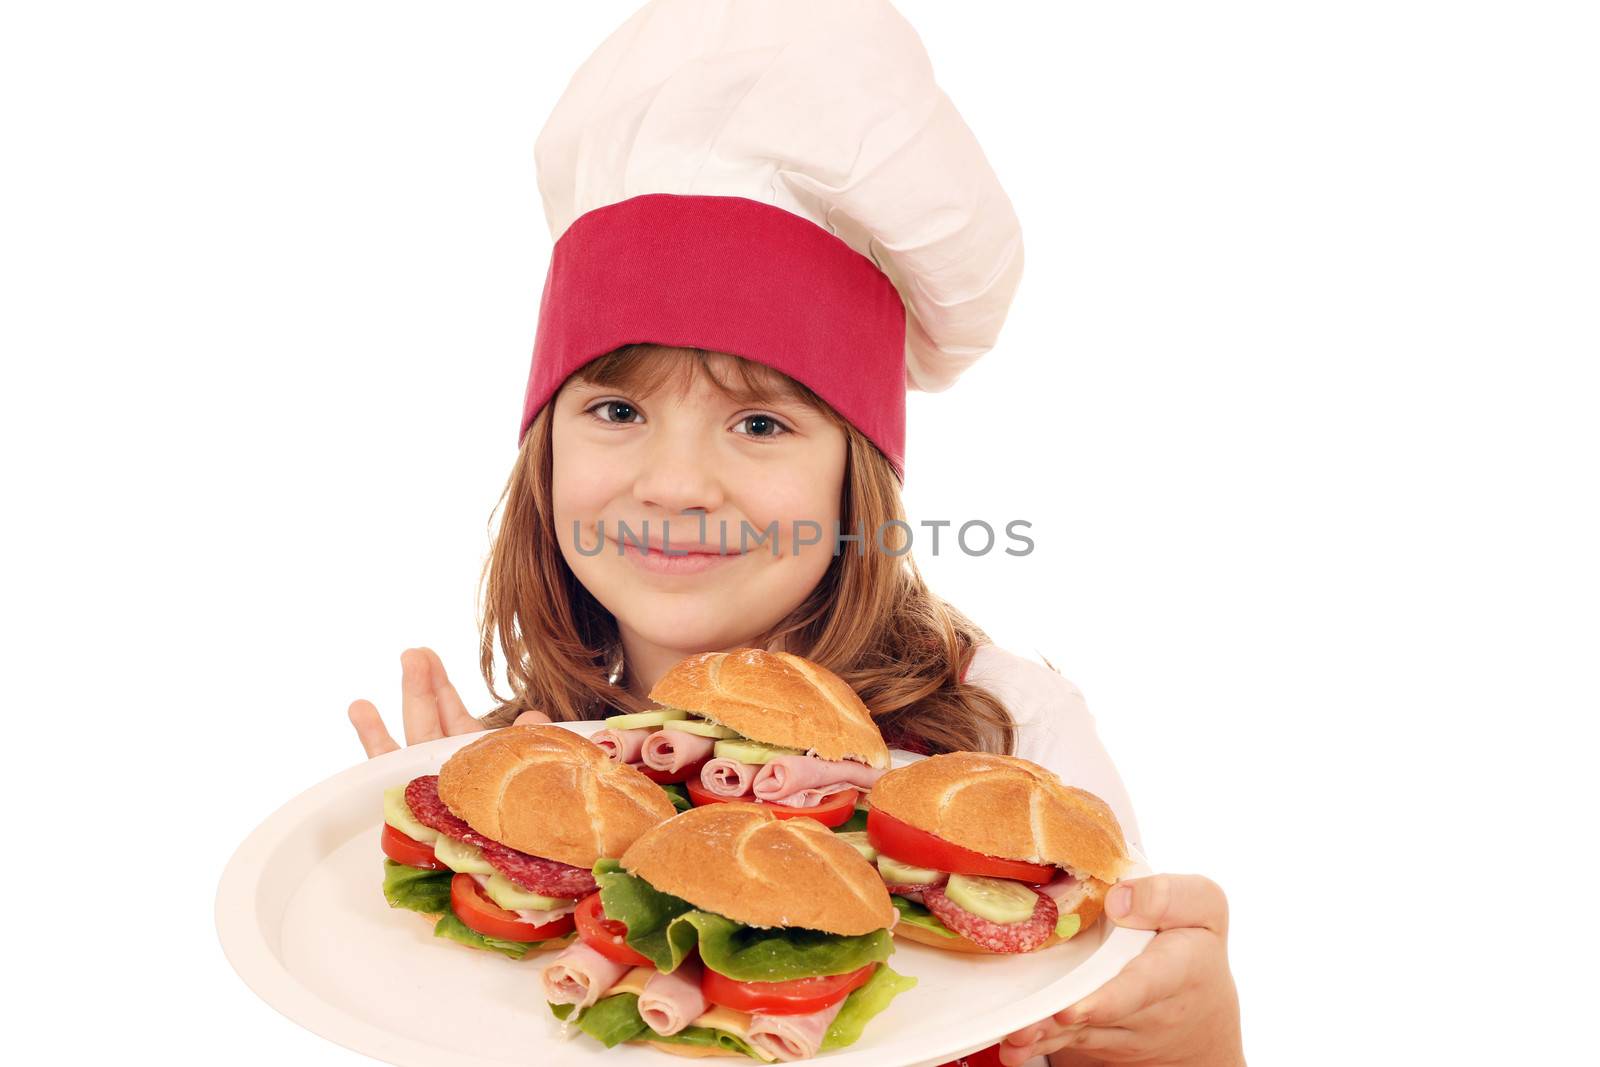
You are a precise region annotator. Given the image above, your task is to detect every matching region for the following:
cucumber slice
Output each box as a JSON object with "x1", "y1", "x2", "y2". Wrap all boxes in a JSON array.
[
  {"x1": 835, "y1": 832, "x2": 878, "y2": 862},
  {"x1": 712, "y1": 739, "x2": 804, "y2": 764},
  {"x1": 945, "y1": 874, "x2": 1039, "y2": 924},
  {"x1": 876, "y1": 854, "x2": 943, "y2": 885},
  {"x1": 604, "y1": 709, "x2": 690, "y2": 730},
  {"x1": 383, "y1": 786, "x2": 439, "y2": 844},
  {"x1": 432, "y1": 834, "x2": 495, "y2": 876},
  {"x1": 671, "y1": 719, "x2": 741, "y2": 739},
  {"x1": 482, "y1": 873, "x2": 575, "y2": 912},
  {"x1": 1054, "y1": 912, "x2": 1082, "y2": 940}
]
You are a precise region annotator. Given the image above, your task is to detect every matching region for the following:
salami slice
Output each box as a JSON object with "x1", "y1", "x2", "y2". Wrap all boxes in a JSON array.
[
  {"x1": 402, "y1": 775, "x2": 599, "y2": 898},
  {"x1": 885, "y1": 882, "x2": 939, "y2": 897},
  {"x1": 922, "y1": 884, "x2": 1058, "y2": 953},
  {"x1": 478, "y1": 840, "x2": 598, "y2": 898}
]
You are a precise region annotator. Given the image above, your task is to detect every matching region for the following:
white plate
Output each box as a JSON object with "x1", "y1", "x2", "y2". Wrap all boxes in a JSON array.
[{"x1": 216, "y1": 722, "x2": 1154, "y2": 1067}]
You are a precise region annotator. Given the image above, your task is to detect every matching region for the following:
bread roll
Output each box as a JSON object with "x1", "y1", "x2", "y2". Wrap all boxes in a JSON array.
[
  {"x1": 620, "y1": 802, "x2": 895, "y2": 936},
  {"x1": 649, "y1": 648, "x2": 888, "y2": 768},
  {"x1": 868, "y1": 752, "x2": 1131, "y2": 883},
  {"x1": 438, "y1": 725, "x2": 675, "y2": 868}
]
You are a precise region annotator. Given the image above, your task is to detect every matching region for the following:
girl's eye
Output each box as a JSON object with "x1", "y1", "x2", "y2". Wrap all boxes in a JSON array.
[
  {"x1": 586, "y1": 400, "x2": 643, "y2": 424},
  {"x1": 733, "y1": 413, "x2": 790, "y2": 438}
]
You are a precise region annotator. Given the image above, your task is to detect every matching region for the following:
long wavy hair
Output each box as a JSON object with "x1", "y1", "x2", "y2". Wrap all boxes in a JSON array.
[{"x1": 476, "y1": 344, "x2": 1015, "y2": 755}]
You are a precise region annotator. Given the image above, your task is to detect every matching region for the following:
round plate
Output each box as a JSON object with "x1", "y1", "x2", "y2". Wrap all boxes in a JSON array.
[{"x1": 216, "y1": 722, "x2": 1154, "y2": 1066}]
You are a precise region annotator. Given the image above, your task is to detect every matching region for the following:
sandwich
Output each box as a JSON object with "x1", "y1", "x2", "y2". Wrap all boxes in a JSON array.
[
  {"x1": 594, "y1": 648, "x2": 887, "y2": 829},
  {"x1": 861, "y1": 752, "x2": 1132, "y2": 954},
  {"x1": 539, "y1": 802, "x2": 916, "y2": 1060},
  {"x1": 380, "y1": 724, "x2": 676, "y2": 959}
]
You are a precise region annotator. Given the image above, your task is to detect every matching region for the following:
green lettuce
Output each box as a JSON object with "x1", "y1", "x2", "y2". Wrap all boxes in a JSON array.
[
  {"x1": 551, "y1": 967, "x2": 915, "y2": 1058},
  {"x1": 431, "y1": 911, "x2": 537, "y2": 959},
  {"x1": 890, "y1": 895, "x2": 958, "y2": 939},
  {"x1": 657, "y1": 1025, "x2": 761, "y2": 1058},
  {"x1": 594, "y1": 859, "x2": 893, "y2": 981},
  {"x1": 659, "y1": 783, "x2": 693, "y2": 812},
  {"x1": 382, "y1": 859, "x2": 452, "y2": 915},
  {"x1": 833, "y1": 807, "x2": 869, "y2": 834},
  {"x1": 822, "y1": 964, "x2": 918, "y2": 1050},
  {"x1": 383, "y1": 859, "x2": 555, "y2": 959}
]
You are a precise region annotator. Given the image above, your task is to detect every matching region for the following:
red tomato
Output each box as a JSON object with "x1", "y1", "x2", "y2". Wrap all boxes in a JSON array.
[
  {"x1": 449, "y1": 874, "x2": 576, "y2": 942},
  {"x1": 637, "y1": 758, "x2": 708, "y2": 785},
  {"x1": 867, "y1": 807, "x2": 1056, "y2": 883},
  {"x1": 573, "y1": 893, "x2": 653, "y2": 967},
  {"x1": 381, "y1": 823, "x2": 444, "y2": 869},
  {"x1": 701, "y1": 963, "x2": 876, "y2": 1016},
  {"x1": 685, "y1": 779, "x2": 859, "y2": 828}
]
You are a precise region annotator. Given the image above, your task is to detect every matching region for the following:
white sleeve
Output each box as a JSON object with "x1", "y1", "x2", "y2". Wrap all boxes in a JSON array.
[{"x1": 964, "y1": 643, "x2": 1144, "y2": 855}]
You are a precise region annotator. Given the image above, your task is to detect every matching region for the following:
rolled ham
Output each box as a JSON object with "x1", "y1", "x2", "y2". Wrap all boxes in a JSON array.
[
  {"x1": 640, "y1": 730, "x2": 716, "y2": 773},
  {"x1": 747, "y1": 998, "x2": 849, "y2": 1061},
  {"x1": 637, "y1": 959, "x2": 707, "y2": 1036},
  {"x1": 540, "y1": 942, "x2": 631, "y2": 1011},
  {"x1": 751, "y1": 756, "x2": 886, "y2": 808},
  {"x1": 700, "y1": 758, "x2": 759, "y2": 798},
  {"x1": 593, "y1": 728, "x2": 650, "y2": 764}
]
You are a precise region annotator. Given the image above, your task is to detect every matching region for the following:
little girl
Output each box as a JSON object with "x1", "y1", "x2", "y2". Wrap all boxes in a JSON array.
[{"x1": 349, "y1": 2, "x2": 1244, "y2": 1063}]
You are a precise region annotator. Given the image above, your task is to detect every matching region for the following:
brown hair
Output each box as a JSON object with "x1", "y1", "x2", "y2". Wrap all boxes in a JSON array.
[{"x1": 476, "y1": 344, "x2": 1015, "y2": 755}]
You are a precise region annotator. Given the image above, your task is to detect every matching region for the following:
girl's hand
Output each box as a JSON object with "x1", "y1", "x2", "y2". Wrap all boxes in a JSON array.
[
  {"x1": 347, "y1": 647, "x2": 548, "y2": 758},
  {"x1": 1000, "y1": 875, "x2": 1244, "y2": 1067}
]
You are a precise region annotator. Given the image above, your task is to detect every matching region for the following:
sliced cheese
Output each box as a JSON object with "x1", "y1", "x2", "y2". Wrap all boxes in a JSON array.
[{"x1": 608, "y1": 966, "x2": 656, "y2": 998}]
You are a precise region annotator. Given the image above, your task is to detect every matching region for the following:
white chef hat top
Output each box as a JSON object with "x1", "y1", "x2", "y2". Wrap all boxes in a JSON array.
[{"x1": 521, "y1": 0, "x2": 1023, "y2": 477}]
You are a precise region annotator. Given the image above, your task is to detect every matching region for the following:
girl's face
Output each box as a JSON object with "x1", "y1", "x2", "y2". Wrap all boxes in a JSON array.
[{"x1": 551, "y1": 352, "x2": 847, "y2": 666}]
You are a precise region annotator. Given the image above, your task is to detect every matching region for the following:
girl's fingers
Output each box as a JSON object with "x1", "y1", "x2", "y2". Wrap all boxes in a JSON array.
[
  {"x1": 1055, "y1": 929, "x2": 1197, "y2": 1028},
  {"x1": 1103, "y1": 874, "x2": 1228, "y2": 936},
  {"x1": 421, "y1": 647, "x2": 482, "y2": 736},
  {"x1": 348, "y1": 700, "x2": 400, "y2": 759},
  {"x1": 1037, "y1": 1024, "x2": 1139, "y2": 1058},
  {"x1": 399, "y1": 648, "x2": 446, "y2": 745}
]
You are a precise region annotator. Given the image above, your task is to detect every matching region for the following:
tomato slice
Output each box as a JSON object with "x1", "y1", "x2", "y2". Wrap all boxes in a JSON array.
[
  {"x1": 381, "y1": 823, "x2": 444, "y2": 869},
  {"x1": 866, "y1": 807, "x2": 1056, "y2": 883},
  {"x1": 574, "y1": 893, "x2": 653, "y2": 967},
  {"x1": 637, "y1": 758, "x2": 709, "y2": 785},
  {"x1": 685, "y1": 779, "x2": 859, "y2": 828},
  {"x1": 702, "y1": 963, "x2": 875, "y2": 1016},
  {"x1": 449, "y1": 873, "x2": 576, "y2": 942}
]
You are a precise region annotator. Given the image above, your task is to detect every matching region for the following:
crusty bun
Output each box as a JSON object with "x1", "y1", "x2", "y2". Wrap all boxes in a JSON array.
[
  {"x1": 649, "y1": 649, "x2": 889, "y2": 769},
  {"x1": 620, "y1": 802, "x2": 895, "y2": 936},
  {"x1": 893, "y1": 879, "x2": 1108, "y2": 954},
  {"x1": 438, "y1": 725, "x2": 675, "y2": 868},
  {"x1": 868, "y1": 752, "x2": 1132, "y2": 883}
]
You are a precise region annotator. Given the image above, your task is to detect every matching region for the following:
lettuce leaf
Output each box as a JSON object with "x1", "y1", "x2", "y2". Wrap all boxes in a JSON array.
[
  {"x1": 822, "y1": 964, "x2": 918, "y2": 1051},
  {"x1": 660, "y1": 783, "x2": 693, "y2": 812},
  {"x1": 594, "y1": 859, "x2": 893, "y2": 981},
  {"x1": 382, "y1": 859, "x2": 452, "y2": 915},
  {"x1": 383, "y1": 860, "x2": 555, "y2": 959},
  {"x1": 833, "y1": 807, "x2": 869, "y2": 834},
  {"x1": 431, "y1": 912, "x2": 536, "y2": 959},
  {"x1": 656, "y1": 1025, "x2": 761, "y2": 1059},
  {"x1": 552, "y1": 996, "x2": 760, "y2": 1059},
  {"x1": 890, "y1": 895, "x2": 958, "y2": 938}
]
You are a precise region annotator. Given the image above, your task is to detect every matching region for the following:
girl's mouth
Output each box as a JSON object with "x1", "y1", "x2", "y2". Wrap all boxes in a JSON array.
[{"x1": 616, "y1": 539, "x2": 748, "y2": 576}]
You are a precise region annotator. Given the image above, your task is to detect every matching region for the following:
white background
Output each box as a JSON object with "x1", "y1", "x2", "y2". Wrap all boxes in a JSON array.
[{"x1": 4, "y1": 1, "x2": 1595, "y2": 1063}]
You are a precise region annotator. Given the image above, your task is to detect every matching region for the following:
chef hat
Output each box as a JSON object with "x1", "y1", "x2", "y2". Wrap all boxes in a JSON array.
[{"x1": 520, "y1": 0, "x2": 1023, "y2": 479}]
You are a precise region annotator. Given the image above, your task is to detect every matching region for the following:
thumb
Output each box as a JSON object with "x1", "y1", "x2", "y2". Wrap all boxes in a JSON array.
[
  {"x1": 1103, "y1": 874, "x2": 1228, "y2": 936},
  {"x1": 512, "y1": 709, "x2": 553, "y2": 726}
]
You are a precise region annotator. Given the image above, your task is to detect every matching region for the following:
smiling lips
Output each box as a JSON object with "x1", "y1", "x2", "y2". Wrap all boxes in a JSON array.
[{"x1": 617, "y1": 539, "x2": 747, "y2": 576}]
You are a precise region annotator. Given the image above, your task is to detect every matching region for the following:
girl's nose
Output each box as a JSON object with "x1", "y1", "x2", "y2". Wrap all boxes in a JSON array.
[{"x1": 630, "y1": 430, "x2": 726, "y2": 516}]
